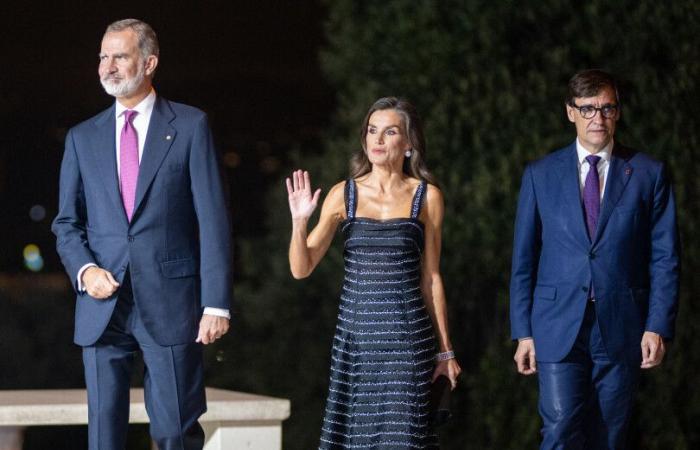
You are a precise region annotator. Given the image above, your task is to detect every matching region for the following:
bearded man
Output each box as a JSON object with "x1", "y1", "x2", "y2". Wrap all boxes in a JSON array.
[{"x1": 52, "y1": 19, "x2": 232, "y2": 450}]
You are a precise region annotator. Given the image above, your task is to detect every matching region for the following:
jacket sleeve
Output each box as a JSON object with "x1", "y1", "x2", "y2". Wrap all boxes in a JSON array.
[
  {"x1": 645, "y1": 163, "x2": 680, "y2": 339},
  {"x1": 188, "y1": 113, "x2": 233, "y2": 310},
  {"x1": 509, "y1": 165, "x2": 542, "y2": 340},
  {"x1": 51, "y1": 129, "x2": 96, "y2": 292}
]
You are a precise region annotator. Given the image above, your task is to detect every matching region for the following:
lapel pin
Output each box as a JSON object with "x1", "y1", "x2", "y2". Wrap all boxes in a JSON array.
[
  {"x1": 625, "y1": 167, "x2": 632, "y2": 175},
  {"x1": 165, "y1": 135, "x2": 172, "y2": 140}
]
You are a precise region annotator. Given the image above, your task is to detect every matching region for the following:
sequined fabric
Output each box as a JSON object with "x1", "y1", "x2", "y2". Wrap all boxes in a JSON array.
[{"x1": 319, "y1": 179, "x2": 439, "y2": 449}]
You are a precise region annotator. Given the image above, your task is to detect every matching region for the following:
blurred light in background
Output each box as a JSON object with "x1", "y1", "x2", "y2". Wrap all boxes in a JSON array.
[
  {"x1": 259, "y1": 156, "x2": 280, "y2": 174},
  {"x1": 29, "y1": 204, "x2": 46, "y2": 222},
  {"x1": 23, "y1": 243, "x2": 44, "y2": 272},
  {"x1": 223, "y1": 151, "x2": 241, "y2": 169}
]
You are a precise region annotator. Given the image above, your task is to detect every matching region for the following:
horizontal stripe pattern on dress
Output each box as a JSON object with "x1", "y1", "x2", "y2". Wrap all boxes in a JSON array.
[
  {"x1": 320, "y1": 182, "x2": 437, "y2": 449},
  {"x1": 326, "y1": 407, "x2": 431, "y2": 419},
  {"x1": 334, "y1": 334, "x2": 435, "y2": 346},
  {"x1": 334, "y1": 323, "x2": 433, "y2": 336},
  {"x1": 342, "y1": 219, "x2": 425, "y2": 234},
  {"x1": 344, "y1": 275, "x2": 421, "y2": 285},
  {"x1": 320, "y1": 437, "x2": 435, "y2": 449},
  {"x1": 340, "y1": 294, "x2": 424, "y2": 306}
]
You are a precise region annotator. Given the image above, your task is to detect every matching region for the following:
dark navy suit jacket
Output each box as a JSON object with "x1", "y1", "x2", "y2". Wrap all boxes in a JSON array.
[
  {"x1": 53, "y1": 96, "x2": 232, "y2": 347},
  {"x1": 510, "y1": 142, "x2": 679, "y2": 364}
]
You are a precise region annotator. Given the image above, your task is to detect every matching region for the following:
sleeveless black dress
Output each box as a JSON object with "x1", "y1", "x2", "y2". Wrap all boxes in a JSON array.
[{"x1": 319, "y1": 179, "x2": 439, "y2": 449}]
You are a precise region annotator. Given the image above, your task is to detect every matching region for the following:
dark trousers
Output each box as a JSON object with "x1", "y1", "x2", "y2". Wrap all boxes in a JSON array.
[
  {"x1": 82, "y1": 276, "x2": 206, "y2": 450},
  {"x1": 537, "y1": 302, "x2": 639, "y2": 450}
]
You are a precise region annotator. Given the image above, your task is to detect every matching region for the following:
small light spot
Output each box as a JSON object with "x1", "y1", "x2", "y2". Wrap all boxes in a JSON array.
[
  {"x1": 29, "y1": 204, "x2": 46, "y2": 222},
  {"x1": 23, "y1": 244, "x2": 44, "y2": 272},
  {"x1": 23, "y1": 244, "x2": 40, "y2": 260},
  {"x1": 260, "y1": 156, "x2": 280, "y2": 174},
  {"x1": 223, "y1": 151, "x2": 240, "y2": 169}
]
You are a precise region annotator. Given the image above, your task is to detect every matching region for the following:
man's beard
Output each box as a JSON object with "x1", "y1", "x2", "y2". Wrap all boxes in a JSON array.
[{"x1": 100, "y1": 64, "x2": 146, "y2": 98}]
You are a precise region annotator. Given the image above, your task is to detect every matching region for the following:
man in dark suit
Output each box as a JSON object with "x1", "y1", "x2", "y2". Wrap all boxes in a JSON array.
[
  {"x1": 52, "y1": 19, "x2": 232, "y2": 450},
  {"x1": 510, "y1": 69, "x2": 680, "y2": 449}
]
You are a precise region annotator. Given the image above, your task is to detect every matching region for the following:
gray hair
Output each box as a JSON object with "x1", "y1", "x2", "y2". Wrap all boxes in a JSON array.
[{"x1": 105, "y1": 18, "x2": 159, "y2": 59}]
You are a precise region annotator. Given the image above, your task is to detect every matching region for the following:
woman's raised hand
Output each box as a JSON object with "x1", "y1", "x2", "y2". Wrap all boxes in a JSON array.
[{"x1": 286, "y1": 170, "x2": 322, "y2": 220}]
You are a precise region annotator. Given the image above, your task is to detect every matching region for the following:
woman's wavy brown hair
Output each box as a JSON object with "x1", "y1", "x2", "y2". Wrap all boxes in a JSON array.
[{"x1": 351, "y1": 97, "x2": 437, "y2": 185}]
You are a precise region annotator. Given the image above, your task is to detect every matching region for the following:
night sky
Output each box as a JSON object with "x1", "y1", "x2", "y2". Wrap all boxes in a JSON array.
[{"x1": 0, "y1": 0, "x2": 331, "y2": 273}]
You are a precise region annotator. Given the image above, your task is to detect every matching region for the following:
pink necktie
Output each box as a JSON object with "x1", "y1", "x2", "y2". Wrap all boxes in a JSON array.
[{"x1": 120, "y1": 110, "x2": 139, "y2": 222}]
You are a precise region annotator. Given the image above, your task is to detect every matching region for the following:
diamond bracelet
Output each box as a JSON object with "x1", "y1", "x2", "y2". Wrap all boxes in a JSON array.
[{"x1": 435, "y1": 350, "x2": 455, "y2": 362}]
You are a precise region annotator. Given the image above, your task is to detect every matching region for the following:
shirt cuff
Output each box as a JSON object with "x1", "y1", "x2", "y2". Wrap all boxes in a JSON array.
[
  {"x1": 77, "y1": 263, "x2": 98, "y2": 292},
  {"x1": 203, "y1": 307, "x2": 230, "y2": 319}
]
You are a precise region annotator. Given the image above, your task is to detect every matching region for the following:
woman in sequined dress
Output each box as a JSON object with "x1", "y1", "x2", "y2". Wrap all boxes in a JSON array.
[{"x1": 286, "y1": 97, "x2": 461, "y2": 449}]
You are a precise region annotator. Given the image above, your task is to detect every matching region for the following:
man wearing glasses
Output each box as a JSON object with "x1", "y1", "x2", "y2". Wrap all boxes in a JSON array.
[{"x1": 510, "y1": 69, "x2": 680, "y2": 449}]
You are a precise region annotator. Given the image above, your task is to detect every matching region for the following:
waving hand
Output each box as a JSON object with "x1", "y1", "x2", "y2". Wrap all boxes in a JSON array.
[{"x1": 286, "y1": 170, "x2": 322, "y2": 220}]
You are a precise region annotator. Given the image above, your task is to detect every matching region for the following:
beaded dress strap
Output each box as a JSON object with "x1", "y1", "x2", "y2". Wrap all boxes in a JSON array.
[
  {"x1": 410, "y1": 181, "x2": 428, "y2": 219},
  {"x1": 344, "y1": 179, "x2": 357, "y2": 219}
]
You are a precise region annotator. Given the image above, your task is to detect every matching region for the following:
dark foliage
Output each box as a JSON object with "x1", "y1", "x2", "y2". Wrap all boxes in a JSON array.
[{"x1": 221, "y1": 1, "x2": 699, "y2": 448}]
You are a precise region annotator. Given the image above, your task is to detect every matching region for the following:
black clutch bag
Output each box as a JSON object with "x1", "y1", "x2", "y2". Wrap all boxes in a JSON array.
[{"x1": 429, "y1": 375, "x2": 452, "y2": 426}]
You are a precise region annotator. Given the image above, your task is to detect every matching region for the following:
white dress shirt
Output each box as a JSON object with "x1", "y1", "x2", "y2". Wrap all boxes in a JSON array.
[
  {"x1": 77, "y1": 91, "x2": 229, "y2": 319},
  {"x1": 576, "y1": 137, "x2": 613, "y2": 201}
]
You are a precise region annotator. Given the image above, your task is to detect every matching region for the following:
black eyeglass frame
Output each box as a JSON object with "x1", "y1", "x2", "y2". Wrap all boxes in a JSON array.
[{"x1": 568, "y1": 102, "x2": 619, "y2": 119}]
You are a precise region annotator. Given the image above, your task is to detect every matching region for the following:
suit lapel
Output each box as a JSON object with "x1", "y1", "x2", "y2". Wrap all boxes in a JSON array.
[
  {"x1": 92, "y1": 105, "x2": 127, "y2": 223},
  {"x1": 593, "y1": 143, "x2": 634, "y2": 244},
  {"x1": 132, "y1": 96, "x2": 177, "y2": 220},
  {"x1": 555, "y1": 143, "x2": 591, "y2": 247}
]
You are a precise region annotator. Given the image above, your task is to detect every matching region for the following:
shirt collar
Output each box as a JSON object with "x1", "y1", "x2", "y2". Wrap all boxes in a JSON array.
[
  {"x1": 576, "y1": 137, "x2": 613, "y2": 165},
  {"x1": 115, "y1": 88, "x2": 157, "y2": 118}
]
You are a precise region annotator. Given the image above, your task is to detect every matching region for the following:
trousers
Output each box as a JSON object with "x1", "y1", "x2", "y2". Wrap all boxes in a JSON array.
[
  {"x1": 537, "y1": 302, "x2": 639, "y2": 450},
  {"x1": 82, "y1": 274, "x2": 206, "y2": 450}
]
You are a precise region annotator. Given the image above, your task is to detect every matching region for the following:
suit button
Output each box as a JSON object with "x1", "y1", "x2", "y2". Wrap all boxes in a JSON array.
[
  {"x1": 588, "y1": 251, "x2": 596, "y2": 259},
  {"x1": 128, "y1": 235, "x2": 134, "y2": 242},
  {"x1": 582, "y1": 286, "x2": 589, "y2": 293}
]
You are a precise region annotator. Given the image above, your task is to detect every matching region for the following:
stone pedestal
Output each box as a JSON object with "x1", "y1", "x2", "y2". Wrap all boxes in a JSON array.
[
  {"x1": 0, "y1": 388, "x2": 290, "y2": 450},
  {"x1": 0, "y1": 427, "x2": 22, "y2": 450}
]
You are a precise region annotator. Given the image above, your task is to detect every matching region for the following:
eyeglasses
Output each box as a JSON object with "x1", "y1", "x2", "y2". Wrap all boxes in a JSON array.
[{"x1": 569, "y1": 102, "x2": 619, "y2": 119}]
